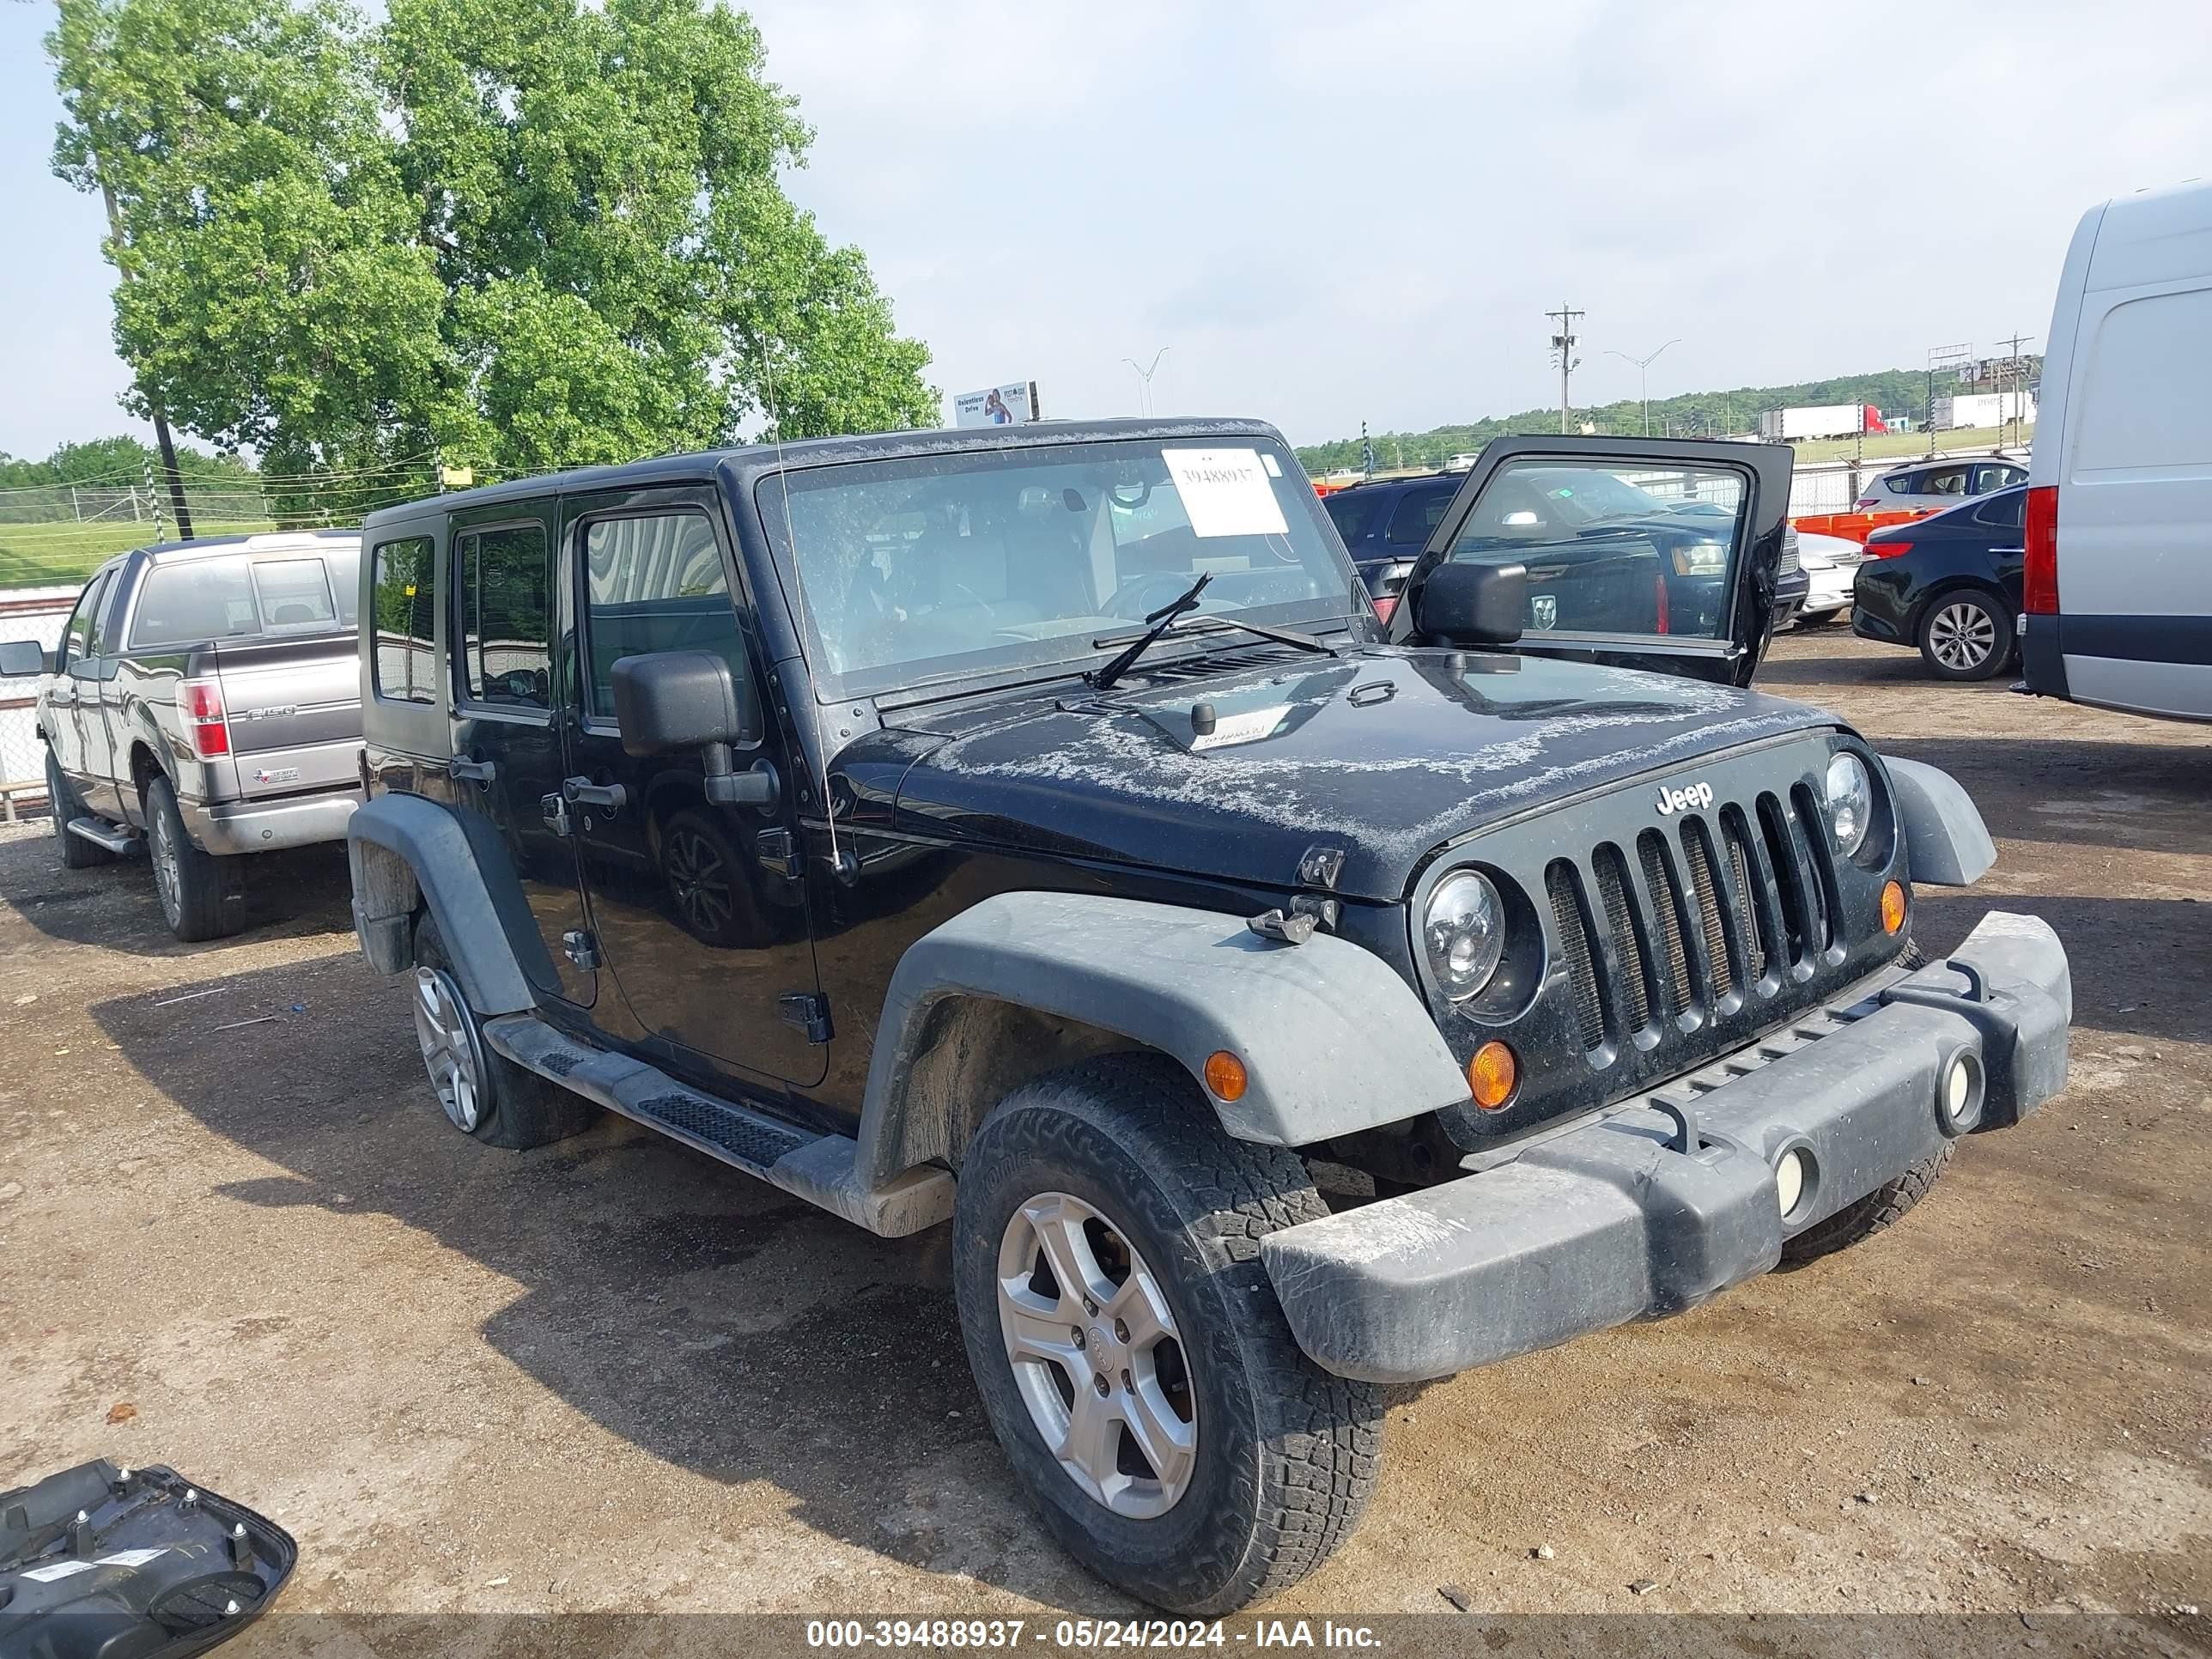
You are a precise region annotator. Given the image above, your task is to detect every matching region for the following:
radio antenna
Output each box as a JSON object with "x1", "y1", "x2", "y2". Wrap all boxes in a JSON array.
[{"x1": 755, "y1": 336, "x2": 846, "y2": 880}]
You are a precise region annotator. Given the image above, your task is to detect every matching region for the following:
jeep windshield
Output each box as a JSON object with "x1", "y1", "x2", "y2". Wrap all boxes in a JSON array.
[{"x1": 758, "y1": 437, "x2": 1367, "y2": 701}]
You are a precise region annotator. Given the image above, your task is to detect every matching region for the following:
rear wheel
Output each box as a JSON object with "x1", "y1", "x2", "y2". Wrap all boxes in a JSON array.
[
  {"x1": 46, "y1": 749, "x2": 114, "y2": 869},
  {"x1": 145, "y1": 775, "x2": 242, "y2": 941},
  {"x1": 412, "y1": 915, "x2": 599, "y2": 1150},
  {"x1": 1917, "y1": 589, "x2": 2011, "y2": 680},
  {"x1": 953, "y1": 1054, "x2": 1382, "y2": 1613}
]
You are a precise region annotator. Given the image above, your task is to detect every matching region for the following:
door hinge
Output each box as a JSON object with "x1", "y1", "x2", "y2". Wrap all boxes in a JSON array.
[
  {"x1": 756, "y1": 826, "x2": 800, "y2": 878},
  {"x1": 539, "y1": 792, "x2": 572, "y2": 837},
  {"x1": 562, "y1": 928, "x2": 600, "y2": 971},
  {"x1": 778, "y1": 992, "x2": 833, "y2": 1044}
]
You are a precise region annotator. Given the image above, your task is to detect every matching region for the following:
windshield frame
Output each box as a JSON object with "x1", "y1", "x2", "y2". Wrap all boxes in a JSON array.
[{"x1": 752, "y1": 433, "x2": 1375, "y2": 706}]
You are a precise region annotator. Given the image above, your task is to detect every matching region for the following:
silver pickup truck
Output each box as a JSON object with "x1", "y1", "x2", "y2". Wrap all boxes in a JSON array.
[{"x1": 0, "y1": 531, "x2": 365, "y2": 940}]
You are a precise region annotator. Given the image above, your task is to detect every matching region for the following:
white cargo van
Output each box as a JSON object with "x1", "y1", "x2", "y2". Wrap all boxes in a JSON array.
[{"x1": 2022, "y1": 179, "x2": 2212, "y2": 722}]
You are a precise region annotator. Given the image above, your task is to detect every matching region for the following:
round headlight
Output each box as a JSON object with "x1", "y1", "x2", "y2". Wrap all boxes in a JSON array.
[
  {"x1": 1824, "y1": 751, "x2": 1872, "y2": 856},
  {"x1": 1423, "y1": 872, "x2": 1506, "y2": 1001}
]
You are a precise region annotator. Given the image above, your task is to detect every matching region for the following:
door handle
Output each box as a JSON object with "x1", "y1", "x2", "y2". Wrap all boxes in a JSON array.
[
  {"x1": 449, "y1": 756, "x2": 497, "y2": 785},
  {"x1": 562, "y1": 776, "x2": 627, "y2": 811}
]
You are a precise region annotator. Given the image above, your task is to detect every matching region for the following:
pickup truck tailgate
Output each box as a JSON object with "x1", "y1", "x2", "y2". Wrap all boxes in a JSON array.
[{"x1": 216, "y1": 633, "x2": 363, "y2": 799}]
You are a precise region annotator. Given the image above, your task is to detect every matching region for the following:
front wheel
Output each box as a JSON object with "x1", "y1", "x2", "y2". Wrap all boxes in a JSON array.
[
  {"x1": 46, "y1": 750, "x2": 113, "y2": 869},
  {"x1": 1918, "y1": 590, "x2": 2011, "y2": 680},
  {"x1": 953, "y1": 1054, "x2": 1382, "y2": 1614}
]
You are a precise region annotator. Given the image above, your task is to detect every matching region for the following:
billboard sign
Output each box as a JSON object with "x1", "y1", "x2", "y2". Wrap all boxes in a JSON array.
[{"x1": 952, "y1": 380, "x2": 1041, "y2": 428}]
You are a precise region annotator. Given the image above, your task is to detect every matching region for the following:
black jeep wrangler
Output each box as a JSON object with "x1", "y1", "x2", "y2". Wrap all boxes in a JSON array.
[{"x1": 344, "y1": 421, "x2": 2070, "y2": 1613}]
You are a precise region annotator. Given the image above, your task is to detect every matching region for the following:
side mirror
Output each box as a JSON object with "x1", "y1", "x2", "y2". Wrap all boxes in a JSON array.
[
  {"x1": 0, "y1": 639, "x2": 50, "y2": 678},
  {"x1": 1414, "y1": 561, "x2": 1527, "y2": 647},
  {"x1": 609, "y1": 650, "x2": 776, "y2": 809}
]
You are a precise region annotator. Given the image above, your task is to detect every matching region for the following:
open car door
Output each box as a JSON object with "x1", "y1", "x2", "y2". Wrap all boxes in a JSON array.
[{"x1": 1388, "y1": 434, "x2": 1796, "y2": 685}]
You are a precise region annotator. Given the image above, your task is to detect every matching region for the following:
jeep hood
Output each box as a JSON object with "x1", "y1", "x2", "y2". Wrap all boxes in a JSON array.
[{"x1": 877, "y1": 648, "x2": 1832, "y2": 902}]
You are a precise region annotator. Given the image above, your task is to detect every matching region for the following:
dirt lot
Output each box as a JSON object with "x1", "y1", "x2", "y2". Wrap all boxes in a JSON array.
[{"x1": 3, "y1": 630, "x2": 2207, "y2": 1651}]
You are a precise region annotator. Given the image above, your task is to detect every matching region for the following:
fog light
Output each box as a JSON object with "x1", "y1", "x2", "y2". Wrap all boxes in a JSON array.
[
  {"x1": 1468, "y1": 1041, "x2": 1517, "y2": 1111},
  {"x1": 1203, "y1": 1050, "x2": 1248, "y2": 1103},
  {"x1": 1775, "y1": 1147, "x2": 1809, "y2": 1218},
  {"x1": 1881, "y1": 880, "x2": 1907, "y2": 934},
  {"x1": 1941, "y1": 1050, "x2": 1983, "y2": 1123}
]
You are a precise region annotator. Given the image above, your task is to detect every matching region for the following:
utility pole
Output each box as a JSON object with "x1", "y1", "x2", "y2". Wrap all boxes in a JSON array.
[
  {"x1": 1604, "y1": 339, "x2": 1680, "y2": 437},
  {"x1": 1123, "y1": 347, "x2": 1170, "y2": 416},
  {"x1": 1995, "y1": 331, "x2": 2035, "y2": 448},
  {"x1": 98, "y1": 178, "x2": 193, "y2": 540},
  {"x1": 1927, "y1": 343, "x2": 1972, "y2": 455},
  {"x1": 1547, "y1": 304, "x2": 1584, "y2": 434},
  {"x1": 1359, "y1": 422, "x2": 1375, "y2": 481}
]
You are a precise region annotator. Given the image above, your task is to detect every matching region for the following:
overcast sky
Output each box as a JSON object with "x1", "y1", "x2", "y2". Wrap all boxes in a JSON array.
[{"x1": 3, "y1": 0, "x2": 2207, "y2": 459}]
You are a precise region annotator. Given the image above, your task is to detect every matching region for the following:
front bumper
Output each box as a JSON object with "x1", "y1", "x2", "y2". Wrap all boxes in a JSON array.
[
  {"x1": 181, "y1": 787, "x2": 362, "y2": 855},
  {"x1": 1262, "y1": 911, "x2": 2071, "y2": 1384}
]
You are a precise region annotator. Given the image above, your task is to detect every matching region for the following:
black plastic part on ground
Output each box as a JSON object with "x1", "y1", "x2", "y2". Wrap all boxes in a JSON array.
[{"x1": 0, "y1": 1460, "x2": 297, "y2": 1659}]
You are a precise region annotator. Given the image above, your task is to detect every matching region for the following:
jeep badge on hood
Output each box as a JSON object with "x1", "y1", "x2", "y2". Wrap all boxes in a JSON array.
[{"x1": 1655, "y1": 779, "x2": 1716, "y2": 815}]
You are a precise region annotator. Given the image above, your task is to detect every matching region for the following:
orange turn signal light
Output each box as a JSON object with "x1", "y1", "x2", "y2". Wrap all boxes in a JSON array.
[
  {"x1": 1204, "y1": 1050, "x2": 1249, "y2": 1103},
  {"x1": 1881, "y1": 880, "x2": 1907, "y2": 935},
  {"x1": 1468, "y1": 1041, "x2": 1517, "y2": 1111}
]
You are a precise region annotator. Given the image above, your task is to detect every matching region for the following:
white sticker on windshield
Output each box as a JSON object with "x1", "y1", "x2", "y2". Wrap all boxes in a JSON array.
[
  {"x1": 1259, "y1": 452, "x2": 1282, "y2": 477},
  {"x1": 20, "y1": 1559, "x2": 98, "y2": 1583},
  {"x1": 1164, "y1": 448, "x2": 1289, "y2": 539}
]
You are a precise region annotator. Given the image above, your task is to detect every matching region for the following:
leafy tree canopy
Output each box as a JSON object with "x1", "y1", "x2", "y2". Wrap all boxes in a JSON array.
[
  {"x1": 0, "y1": 434, "x2": 258, "y2": 491},
  {"x1": 50, "y1": 0, "x2": 937, "y2": 520}
]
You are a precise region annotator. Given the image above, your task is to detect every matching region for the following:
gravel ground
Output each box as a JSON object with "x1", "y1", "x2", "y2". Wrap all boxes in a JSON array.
[{"x1": 1, "y1": 629, "x2": 2205, "y2": 1653}]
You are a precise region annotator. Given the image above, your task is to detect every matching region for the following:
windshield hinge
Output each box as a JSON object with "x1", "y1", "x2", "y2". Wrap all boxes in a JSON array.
[{"x1": 779, "y1": 992, "x2": 834, "y2": 1044}]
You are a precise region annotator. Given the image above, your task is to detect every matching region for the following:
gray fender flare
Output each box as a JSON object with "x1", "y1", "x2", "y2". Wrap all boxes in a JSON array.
[
  {"x1": 855, "y1": 890, "x2": 1471, "y2": 1187},
  {"x1": 1880, "y1": 755, "x2": 1996, "y2": 886},
  {"x1": 345, "y1": 792, "x2": 549, "y2": 1015}
]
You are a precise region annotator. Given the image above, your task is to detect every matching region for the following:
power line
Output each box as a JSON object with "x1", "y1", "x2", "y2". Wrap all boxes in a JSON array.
[{"x1": 1546, "y1": 303, "x2": 1584, "y2": 434}]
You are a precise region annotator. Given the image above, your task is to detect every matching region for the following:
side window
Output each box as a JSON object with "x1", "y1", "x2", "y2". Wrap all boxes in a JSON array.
[
  {"x1": 1322, "y1": 491, "x2": 1376, "y2": 546},
  {"x1": 580, "y1": 512, "x2": 744, "y2": 716},
  {"x1": 130, "y1": 556, "x2": 256, "y2": 648},
  {"x1": 457, "y1": 523, "x2": 551, "y2": 712},
  {"x1": 1922, "y1": 466, "x2": 1969, "y2": 497},
  {"x1": 1974, "y1": 490, "x2": 2027, "y2": 531},
  {"x1": 61, "y1": 571, "x2": 112, "y2": 666},
  {"x1": 371, "y1": 535, "x2": 438, "y2": 705},
  {"x1": 1971, "y1": 462, "x2": 2025, "y2": 494},
  {"x1": 1448, "y1": 459, "x2": 1747, "y2": 641},
  {"x1": 250, "y1": 558, "x2": 337, "y2": 631},
  {"x1": 1883, "y1": 471, "x2": 1916, "y2": 495},
  {"x1": 1384, "y1": 486, "x2": 1454, "y2": 546}
]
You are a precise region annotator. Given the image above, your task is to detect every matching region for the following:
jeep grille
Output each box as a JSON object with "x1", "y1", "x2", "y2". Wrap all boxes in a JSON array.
[{"x1": 1545, "y1": 781, "x2": 1839, "y2": 1060}]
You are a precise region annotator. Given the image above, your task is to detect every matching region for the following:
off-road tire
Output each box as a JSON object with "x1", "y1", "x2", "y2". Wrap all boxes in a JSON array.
[
  {"x1": 1782, "y1": 938, "x2": 1948, "y2": 1264},
  {"x1": 414, "y1": 915, "x2": 599, "y2": 1150},
  {"x1": 952, "y1": 1053, "x2": 1382, "y2": 1614},
  {"x1": 145, "y1": 775, "x2": 242, "y2": 941},
  {"x1": 46, "y1": 749, "x2": 114, "y2": 869}
]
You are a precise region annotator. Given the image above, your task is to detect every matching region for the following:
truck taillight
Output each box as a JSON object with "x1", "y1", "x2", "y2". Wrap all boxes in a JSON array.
[
  {"x1": 1371, "y1": 592, "x2": 1398, "y2": 626},
  {"x1": 2024, "y1": 484, "x2": 2059, "y2": 615},
  {"x1": 179, "y1": 678, "x2": 230, "y2": 757},
  {"x1": 1654, "y1": 571, "x2": 1668, "y2": 634}
]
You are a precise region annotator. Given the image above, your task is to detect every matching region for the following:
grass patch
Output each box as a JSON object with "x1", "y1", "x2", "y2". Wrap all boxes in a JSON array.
[
  {"x1": 1790, "y1": 424, "x2": 2031, "y2": 465},
  {"x1": 0, "y1": 519, "x2": 280, "y2": 589}
]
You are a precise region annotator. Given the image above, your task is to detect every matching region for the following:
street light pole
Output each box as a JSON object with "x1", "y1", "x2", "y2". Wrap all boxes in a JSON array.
[
  {"x1": 1604, "y1": 340, "x2": 1680, "y2": 436},
  {"x1": 1123, "y1": 347, "x2": 1171, "y2": 416}
]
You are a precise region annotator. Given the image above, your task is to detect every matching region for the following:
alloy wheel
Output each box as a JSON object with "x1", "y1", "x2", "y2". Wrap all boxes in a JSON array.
[
  {"x1": 412, "y1": 966, "x2": 485, "y2": 1133},
  {"x1": 996, "y1": 1190, "x2": 1199, "y2": 1518},
  {"x1": 1928, "y1": 601, "x2": 1997, "y2": 672},
  {"x1": 149, "y1": 806, "x2": 182, "y2": 929}
]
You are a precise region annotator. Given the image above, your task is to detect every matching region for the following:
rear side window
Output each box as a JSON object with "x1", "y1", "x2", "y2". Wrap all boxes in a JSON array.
[
  {"x1": 1920, "y1": 466, "x2": 1970, "y2": 497},
  {"x1": 372, "y1": 535, "x2": 438, "y2": 705},
  {"x1": 458, "y1": 522, "x2": 551, "y2": 711},
  {"x1": 129, "y1": 557, "x2": 257, "y2": 648},
  {"x1": 1322, "y1": 492, "x2": 1376, "y2": 545},
  {"x1": 1882, "y1": 471, "x2": 1916, "y2": 494},
  {"x1": 1384, "y1": 484, "x2": 1454, "y2": 546},
  {"x1": 580, "y1": 512, "x2": 739, "y2": 715},
  {"x1": 1973, "y1": 489, "x2": 2027, "y2": 530},
  {"x1": 251, "y1": 558, "x2": 337, "y2": 630}
]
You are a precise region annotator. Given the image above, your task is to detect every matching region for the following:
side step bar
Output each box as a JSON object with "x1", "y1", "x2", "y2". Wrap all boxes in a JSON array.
[
  {"x1": 68, "y1": 817, "x2": 143, "y2": 856},
  {"x1": 481, "y1": 1013, "x2": 954, "y2": 1237}
]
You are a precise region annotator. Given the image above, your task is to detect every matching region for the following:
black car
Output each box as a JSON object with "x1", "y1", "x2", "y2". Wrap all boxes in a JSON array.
[
  {"x1": 343, "y1": 421, "x2": 2069, "y2": 1613},
  {"x1": 1851, "y1": 483, "x2": 2027, "y2": 679},
  {"x1": 1323, "y1": 462, "x2": 1808, "y2": 633}
]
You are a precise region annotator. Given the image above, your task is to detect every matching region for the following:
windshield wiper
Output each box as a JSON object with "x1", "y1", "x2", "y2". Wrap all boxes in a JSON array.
[
  {"x1": 1086, "y1": 572, "x2": 1212, "y2": 690},
  {"x1": 1088, "y1": 612, "x2": 1337, "y2": 685}
]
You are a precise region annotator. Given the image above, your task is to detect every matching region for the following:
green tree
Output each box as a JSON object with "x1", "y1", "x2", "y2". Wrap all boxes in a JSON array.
[{"x1": 50, "y1": 0, "x2": 935, "y2": 522}]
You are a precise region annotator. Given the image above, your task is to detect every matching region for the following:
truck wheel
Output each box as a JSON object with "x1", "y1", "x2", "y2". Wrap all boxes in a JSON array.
[
  {"x1": 46, "y1": 750, "x2": 114, "y2": 869},
  {"x1": 1781, "y1": 1143, "x2": 1953, "y2": 1265},
  {"x1": 145, "y1": 775, "x2": 242, "y2": 941},
  {"x1": 1917, "y1": 590, "x2": 2010, "y2": 680},
  {"x1": 412, "y1": 915, "x2": 599, "y2": 1151},
  {"x1": 952, "y1": 1054, "x2": 1382, "y2": 1614}
]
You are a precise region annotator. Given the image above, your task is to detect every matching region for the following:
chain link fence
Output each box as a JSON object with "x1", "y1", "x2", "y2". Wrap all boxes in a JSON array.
[{"x1": 0, "y1": 589, "x2": 76, "y2": 818}]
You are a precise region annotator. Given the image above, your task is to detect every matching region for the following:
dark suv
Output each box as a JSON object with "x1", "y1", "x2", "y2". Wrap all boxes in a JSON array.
[{"x1": 345, "y1": 422, "x2": 2070, "y2": 1613}]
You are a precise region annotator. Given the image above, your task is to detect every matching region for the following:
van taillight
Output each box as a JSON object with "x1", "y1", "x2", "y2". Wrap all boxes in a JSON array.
[
  {"x1": 2024, "y1": 485, "x2": 2059, "y2": 615},
  {"x1": 180, "y1": 678, "x2": 230, "y2": 758}
]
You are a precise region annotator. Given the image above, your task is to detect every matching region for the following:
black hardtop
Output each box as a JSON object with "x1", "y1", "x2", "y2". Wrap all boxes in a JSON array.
[{"x1": 361, "y1": 416, "x2": 1293, "y2": 531}]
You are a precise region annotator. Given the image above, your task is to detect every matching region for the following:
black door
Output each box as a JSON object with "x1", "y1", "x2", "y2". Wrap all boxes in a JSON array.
[
  {"x1": 445, "y1": 501, "x2": 596, "y2": 1006},
  {"x1": 1395, "y1": 435, "x2": 1794, "y2": 685},
  {"x1": 560, "y1": 486, "x2": 827, "y2": 1089}
]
